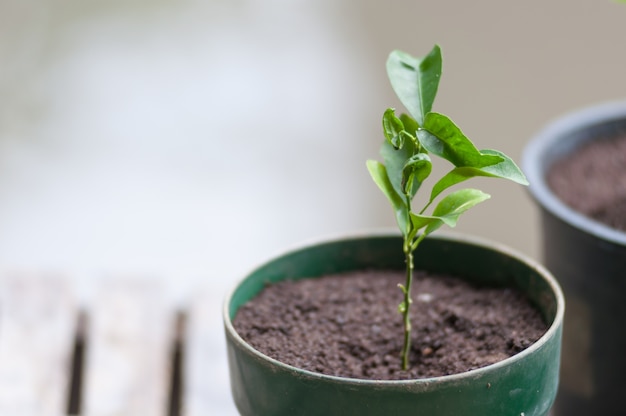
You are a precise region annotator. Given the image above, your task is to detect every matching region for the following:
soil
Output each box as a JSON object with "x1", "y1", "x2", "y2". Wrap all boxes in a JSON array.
[
  {"x1": 232, "y1": 270, "x2": 547, "y2": 380},
  {"x1": 547, "y1": 134, "x2": 626, "y2": 232}
]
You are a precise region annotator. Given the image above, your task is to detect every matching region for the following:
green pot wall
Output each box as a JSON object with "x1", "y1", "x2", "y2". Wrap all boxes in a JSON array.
[
  {"x1": 223, "y1": 233, "x2": 564, "y2": 416},
  {"x1": 523, "y1": 101, "x2": 626, "y2": 415}
]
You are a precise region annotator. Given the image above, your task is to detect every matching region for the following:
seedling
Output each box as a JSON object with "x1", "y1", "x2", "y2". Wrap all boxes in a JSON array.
[{"x1": 367, "y1": 45, "x2": 529, "y2": 370}]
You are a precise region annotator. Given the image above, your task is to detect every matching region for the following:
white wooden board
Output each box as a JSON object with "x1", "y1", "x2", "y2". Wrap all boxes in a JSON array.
[
  {"x1": 183, "y1": 286, "x2": 236, "y2": 416},
  {"x1": 0, "y1": 274, "x2": 78, "y2": 416},
  {"x1": 81, "y1": 278, "x2": 174, "y2": 416}
]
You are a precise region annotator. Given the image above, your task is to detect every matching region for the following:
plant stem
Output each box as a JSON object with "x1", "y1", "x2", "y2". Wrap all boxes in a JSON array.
[
  {"x1": 400, "y1": 242, "x2": 414, "y2": 370},
  {"x1": 400, "y1": 231, "x2": 426, "y2": 371}
]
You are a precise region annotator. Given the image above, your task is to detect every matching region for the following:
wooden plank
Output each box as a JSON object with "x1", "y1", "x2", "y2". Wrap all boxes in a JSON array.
[
  {"x1": 81, "y1": 278, "x2": 174, "y2": 416},
  {"x1": 183, "y1": 286, "x2": 236, "y2": 416},
  {"x1": 0, "y1": 274, "x2": 78, "y2": 416}
]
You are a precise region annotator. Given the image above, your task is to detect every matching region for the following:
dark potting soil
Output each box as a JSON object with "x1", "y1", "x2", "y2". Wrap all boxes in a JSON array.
[
  {"x1": 232, "y1": 270, "x2": 547, "y2": 380},
  {"x1": 547, "y1": 134, "x2": 626, "y2": 232}
]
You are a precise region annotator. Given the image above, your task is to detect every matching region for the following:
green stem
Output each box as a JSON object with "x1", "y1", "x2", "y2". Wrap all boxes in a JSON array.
[
  {"x1": 400, "y1": 231, "x2": 427, "y2": 371},
  {"x1": 400, "y1": 242, "x2": 414, "y2": 370},
  {"x1": 418, "y1": 199, "x2": 433, "y2": 215},
  {"x1": 411, "y1": 231, "x2": 427, "y2": 252}
]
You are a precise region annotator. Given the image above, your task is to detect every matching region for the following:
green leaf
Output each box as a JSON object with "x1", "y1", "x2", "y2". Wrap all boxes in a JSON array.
[
  {"x1": 424, "y1": 148, "x2": 528, "y2": 204},
  {"x1": 411, "y1": 189, "x2": 491, "y2": 236},
  {"x1": 408, "y1": 213, "x2": 441, "y2": 236},
  {"x1": 399, "y1": 114, "x2": 420, "y2": 139},
  {"x1": 478, "y1": 149, "x2": 529, "y2": 185},
  {"x1": 380, "y1": 139, "x2": 416, "y2": 200},
  {"x1": 386, "y1": 45, "x2": 442, "y2": 126},
  {"x1": 417, "y1": 113, "x2": 503, "y2": 168},
  {"x1": 367, "y1": 160, "x2": 409, "y2": 235},
  {"x1": 402, "y1": 152, "x2": 432, "y2": 197},
  {"x1": 382, "y1": 108, "x2": 406, "y2": 149},
  {"x1": 428, "y1": 168, "x2": 490, "y2": 203},
  {"x1": 428, "y1": 188, "x2": 491, "y2": 234}
]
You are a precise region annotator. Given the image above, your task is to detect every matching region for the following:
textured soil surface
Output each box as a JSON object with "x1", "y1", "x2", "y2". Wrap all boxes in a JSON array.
[
  {"x1": 233, "y1": 270, "x2": 547, "y2": 380},
  {"x1": 548, "y1": 134, "x2": 626, "y2": 232}
]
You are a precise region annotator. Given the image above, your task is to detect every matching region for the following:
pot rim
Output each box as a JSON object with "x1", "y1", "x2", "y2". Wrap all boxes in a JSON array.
[
  {"x1": 522, "y1": 100, "x2": 626, "y2": 246},
  {"x1": 223, "y1": 229, "x2": 565, "y2": 387}
]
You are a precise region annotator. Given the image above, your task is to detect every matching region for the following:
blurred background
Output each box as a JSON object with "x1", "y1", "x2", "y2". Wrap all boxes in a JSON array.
[{"x1": 0, "y1": 0, "x2": 625, "y2": 413}]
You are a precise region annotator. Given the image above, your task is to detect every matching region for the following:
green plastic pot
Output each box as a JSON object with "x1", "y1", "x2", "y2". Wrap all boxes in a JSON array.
[
  {"x1": 223, "y1": 233, "x2": 564, "y2": 416},
  {"x1": 523, "y1": 101, "x2": 626, "y2": 415}
]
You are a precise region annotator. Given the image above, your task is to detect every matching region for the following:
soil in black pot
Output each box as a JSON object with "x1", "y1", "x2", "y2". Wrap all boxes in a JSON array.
[
  {"x1": 232, "y1": 270, "x2": 547, "y2": 380},
  {"x1": 547, "y1": 134, "x2": 626, "y2": 232}
]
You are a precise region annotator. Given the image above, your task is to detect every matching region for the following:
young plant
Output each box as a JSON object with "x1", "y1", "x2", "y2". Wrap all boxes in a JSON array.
[{"x1": 367, "y1": 45, "x2": 529, "y2": 371}]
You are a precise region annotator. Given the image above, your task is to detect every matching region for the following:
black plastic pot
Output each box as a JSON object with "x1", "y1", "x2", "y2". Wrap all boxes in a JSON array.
[{"x1": 523, "y1": 101, "x2": 626, "y2": 415}]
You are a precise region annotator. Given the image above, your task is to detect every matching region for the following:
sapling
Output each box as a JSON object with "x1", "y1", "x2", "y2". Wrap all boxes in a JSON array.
[{"x1": 367, "y1": 45, "x2": 529, "y2": 371}]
